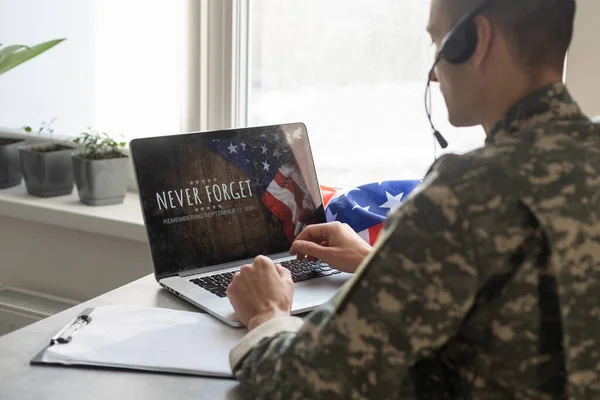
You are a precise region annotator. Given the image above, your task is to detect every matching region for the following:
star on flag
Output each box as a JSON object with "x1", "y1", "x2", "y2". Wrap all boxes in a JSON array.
[
  {"x1": 322, "y1": 180, "x2": 422, "y2": 246},
  {"x1": 379, "y1": 191, "x2": 404, "y2": 213}
]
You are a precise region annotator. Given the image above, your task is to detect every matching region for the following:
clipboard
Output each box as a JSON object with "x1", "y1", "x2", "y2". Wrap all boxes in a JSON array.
[{"x1": 31, "y1": 305, "x2": 248, "y2": 378}]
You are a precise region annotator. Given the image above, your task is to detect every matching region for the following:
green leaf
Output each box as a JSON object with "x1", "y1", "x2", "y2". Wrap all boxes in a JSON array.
[
  {"x1": 0, "y1": 45, "x2": 28, "y2": 64},
  {"x1": 0, "y1": 39, "x2": 66, "y2": 76}
]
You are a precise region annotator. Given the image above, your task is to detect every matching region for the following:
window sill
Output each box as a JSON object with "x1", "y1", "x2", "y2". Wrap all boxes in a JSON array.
[{"x1": 0, "y1": 182, "x2": 147, "y2": 243}]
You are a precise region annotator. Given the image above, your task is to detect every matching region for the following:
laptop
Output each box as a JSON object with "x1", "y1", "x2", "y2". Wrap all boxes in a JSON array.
[{"x1": 130, "y1": 122, "x2": 352, "y2": 327}]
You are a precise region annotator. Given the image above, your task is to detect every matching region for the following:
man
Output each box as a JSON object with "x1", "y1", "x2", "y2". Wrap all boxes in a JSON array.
[{"x1": 226, "y1": 0, "x2": 600, "y2": 398}]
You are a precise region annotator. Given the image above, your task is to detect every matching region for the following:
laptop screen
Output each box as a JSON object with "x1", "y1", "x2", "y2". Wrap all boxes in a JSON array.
[{"x1": 131, "y1": 123, "x2": 325, "y2": 279}]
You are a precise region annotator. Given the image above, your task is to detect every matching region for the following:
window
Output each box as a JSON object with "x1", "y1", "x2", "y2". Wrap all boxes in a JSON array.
[
  {"x1": 241, "y1": 0, "x2": 485, "y2": 187},
  {"x1": 0, "y1": 0, "x2": 186, "y2": 142},
  {"x1": 4, "y1": 0, "x2": 595, "y2": 190}
]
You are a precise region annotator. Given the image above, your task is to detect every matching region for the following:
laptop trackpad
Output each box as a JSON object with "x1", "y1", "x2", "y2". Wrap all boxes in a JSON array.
[{"x1": 290, "y1": 273, "x2": 351, "y2": 313}]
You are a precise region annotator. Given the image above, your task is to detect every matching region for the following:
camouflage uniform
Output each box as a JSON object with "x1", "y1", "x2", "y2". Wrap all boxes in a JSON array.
[{"x1": 229, "y1": 82, "x2": 600, "y2": 399}]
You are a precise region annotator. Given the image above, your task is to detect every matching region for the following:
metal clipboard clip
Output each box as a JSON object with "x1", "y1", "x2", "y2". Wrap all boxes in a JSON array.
[{"x1": 49, "y1": 313, "x2": 92, "y2": 345}]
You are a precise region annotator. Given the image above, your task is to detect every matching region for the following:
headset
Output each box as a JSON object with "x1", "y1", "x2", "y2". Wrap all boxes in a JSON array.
[{"x1": 426, "y1": 0, "x2": 497, "y2": 150}]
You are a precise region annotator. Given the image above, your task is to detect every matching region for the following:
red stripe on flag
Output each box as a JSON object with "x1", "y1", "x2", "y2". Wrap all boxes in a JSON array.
[
  {"x1": 263, "y1": 166, "x2": 318, "y2": 243},
  {"x1": 367, "y1": 222, "x2": 384, "y2": 246},
  {"x1": 320, "y1": 185, "x2": 338, "y2": 207},
  {"x1": 261, "y1": 189, "x2": 296, "y2": 243},
  {"x1": 273, "y1": 171, "x2": 315, "y2": 224}
]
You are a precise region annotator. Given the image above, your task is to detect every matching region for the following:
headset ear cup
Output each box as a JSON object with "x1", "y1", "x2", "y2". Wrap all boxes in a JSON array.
[
  {"x1": 461, "y1": 20, "x2": 479, "y2": 62},
  {"x1": 441, "y1": 21, "x2": 479, "y2": 65}
]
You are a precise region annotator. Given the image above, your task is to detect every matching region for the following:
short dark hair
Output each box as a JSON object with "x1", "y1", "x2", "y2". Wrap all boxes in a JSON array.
[{"x1": 443, "y1": 0, "x2": 576, "y2": 73}]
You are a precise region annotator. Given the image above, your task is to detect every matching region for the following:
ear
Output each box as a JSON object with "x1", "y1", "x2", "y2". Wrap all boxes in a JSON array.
[{"x1": 471, "y1": 15, "x2": 494, "y2": 68}]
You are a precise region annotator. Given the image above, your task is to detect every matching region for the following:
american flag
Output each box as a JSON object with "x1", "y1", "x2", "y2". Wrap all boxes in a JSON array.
[
  {"x1": 321, "y1": 180, "x2": 422, "y2": 245},
  {"x1": 206, "y1": 130, "x2": 317, "y2": 243}
]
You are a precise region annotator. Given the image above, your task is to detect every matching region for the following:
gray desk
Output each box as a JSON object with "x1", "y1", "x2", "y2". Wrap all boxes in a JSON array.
[{"x1": 0, "y1": 275, "x2": 244, "y2": 400}]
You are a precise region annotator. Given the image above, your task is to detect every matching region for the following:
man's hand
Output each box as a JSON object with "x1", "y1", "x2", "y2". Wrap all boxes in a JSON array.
[
  {"x1": 226, "y1": 255, "x2": 294, "y2": 331},
  {"x1": 289, "y1": 222, "x2": 372, "y2": 274}
]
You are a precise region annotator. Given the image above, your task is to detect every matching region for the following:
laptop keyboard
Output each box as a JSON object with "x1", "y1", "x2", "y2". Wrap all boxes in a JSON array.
[{"x1": 189, "y1": 259, "x2": 342, "y2": 298}]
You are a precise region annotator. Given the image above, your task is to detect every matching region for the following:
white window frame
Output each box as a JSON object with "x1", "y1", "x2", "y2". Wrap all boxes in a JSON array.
[
  {"x1": 202, "y1": 1, "x2": 600, "y2": 135},
  {"x1": 127, "y1": 0, "x2": 600, "y2": 192},
  {"x1": 128, "y1": 0, "x2": 249, "y2": 191},
  {"x1": 183, "y1": 0, "x2": 248, "y2": 133},
  {"x1": 221, "y1": 1, "x2": 600, "y2": 125}
]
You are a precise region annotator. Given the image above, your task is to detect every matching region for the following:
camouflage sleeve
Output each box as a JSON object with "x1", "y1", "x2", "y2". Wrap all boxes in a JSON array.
[{"x1": 232, "y1": 168, "x2": 480, "y2": 399}]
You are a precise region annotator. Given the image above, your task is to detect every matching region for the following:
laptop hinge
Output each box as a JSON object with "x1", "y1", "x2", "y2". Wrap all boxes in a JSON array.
[{"x1": 177, "y1": 252, "x2": 295, "y2": 278}]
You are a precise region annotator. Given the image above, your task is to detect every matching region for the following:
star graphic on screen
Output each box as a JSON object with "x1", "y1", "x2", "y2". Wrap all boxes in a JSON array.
[
  {"x1": 352, "y1": 201, "x2": 370, "y2": 212},
  {"x1": 200, "y1": 207, "x2": 204, "y2": 211},
  {"x1": 195, "y1": 208, "x2": 199, "y2": 212},
  {"x1": 195, "y1": 180, "x2": 200, "y2": 184},
  {"x1": 262, "y1": 160, "x2": 270, "y2": 171},
  {"x1": 261, "y1": 144, "x2": 268, "y2": 155},
  {"x1": 379, "y1": 191, "x2": 404, "y2": 213},
  {"x1": 273, "y1": 149, "x2": 281, "y2": 158},
  {"x1": 240, "y1": 141, "x2": 246, "y2": 151},
  {"x1": 213, "y1": 205, "x2": 217, "y2": 210},
  {"x1": 202, "y1": 179, "x2": 206, "y2": 184},
  {"x1": 218, "y1": 204, "x2": 222, "y2": 209},
  {"x1": 213, "y1": 178, "x2": 217, "y2": 182},
  {"x1": 189, "y1": 181, "x2": 194, "y2": 185},
  {"x1": 228, "y1": 142, "x2": 238, "y2": 154}
]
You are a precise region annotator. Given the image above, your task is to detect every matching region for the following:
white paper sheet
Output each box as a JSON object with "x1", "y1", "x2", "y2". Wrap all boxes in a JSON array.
[{"x1": 40, "y1": 305, "x2": 247, "y2": 378}]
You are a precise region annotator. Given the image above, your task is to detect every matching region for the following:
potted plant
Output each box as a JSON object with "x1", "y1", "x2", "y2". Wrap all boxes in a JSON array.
[
  {"x1": 72, "y1": 129, "x2": 129, "y2": 206},
  {"x1": 0, "y1": 39, "x2": 65, "y2": 189},
  {"x1": 0, "y1": 132, "x2": 25, "y2": 189},
  {"x1": 18, "y1": 119, "x2": 77, "y2": 197}
]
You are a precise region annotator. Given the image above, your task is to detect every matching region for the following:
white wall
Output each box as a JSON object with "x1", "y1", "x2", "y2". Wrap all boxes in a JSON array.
[
  {"x1": 0, "y1": 0, "x2": 186, "y2": 141},
  {"x1": 565, "y1": 0, "x2": 600, "y2": 116},
  {"x1": 0, "y1": 216, "x2": 153, "y2": 302},
  {"x1": 0, "y1": 0, "x2": 97, "y2": 137},
  {"x1": 0, "y1": 0, "x2": 183, "y2": 304}
]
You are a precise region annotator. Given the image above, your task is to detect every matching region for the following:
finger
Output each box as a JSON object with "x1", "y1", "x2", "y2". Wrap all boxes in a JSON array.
[
  {"x1": 228, "y1": 271, "x2": 243, "y2": 293},
  {"x1": 275, "y1": 263, "x2": 291, "y2": 279},
  {"x1": 225, "y1": 279, "x2": 237, "y2": 299},
  {"x1": 294, "y1": 223, "x2": 332, "y2": 244},
  {"x1": 289, "y1": 240, "x2": 304, "y2": 257},
  {"x1": 239, "y1": 264, "x2": 251, "y2": 274},
  {"x1": 254, "y1": 256, "x2": 279, "y2": 279},
  {"x1": 290, "y1": 240, "x2": 329, "y2": 262},
  {"x1": 290, "y1": 233, "x2": 331, "y2": 256},
  {"x1": 253, "y1": 255, "x2": 272, "y2": 267}
]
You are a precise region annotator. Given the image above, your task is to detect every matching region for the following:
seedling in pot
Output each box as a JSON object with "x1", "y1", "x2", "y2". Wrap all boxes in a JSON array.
[
  {"x1": 71, "y1": 129, "x2": 129, "y2": 206},
  {"x1": 23, "y1": 118, "x2": 73, "y2": 152},
  {"x1": 73, "y1": 129, "x2": 127, "y2": 160}
]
